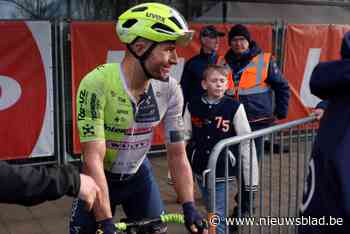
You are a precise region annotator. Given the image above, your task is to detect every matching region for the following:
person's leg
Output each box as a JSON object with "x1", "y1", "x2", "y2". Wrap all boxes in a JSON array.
[
  {"x1": 214, "y1": 182, "x2": 227, "y2": 234},
  {"x1": 195, "y1": 175, "x2": 209, "y2": 210},
  {"x1": 196, "y1": 175, "x2": 226, "y2": 234},
  {"x1": 233, "y1": 174, "x2": 257, "y2": 217},
  {"x1": 69, "y1": 198, "x2": 96, "y2": 234},
  {"x1": 254, "y1": 136, "x2": 263, "y2": 161},
  {"x1": 122, "y1": 158, "x2": 167, "y2": 234},
  {"x1": 250, "y1": 122, "x2": 269, "y2": 161}
]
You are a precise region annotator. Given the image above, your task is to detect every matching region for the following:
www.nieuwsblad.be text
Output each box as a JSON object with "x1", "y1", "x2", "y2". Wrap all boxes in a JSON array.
[{"x1": 209, "y1": 215, "x2": 344, "y2": 227}]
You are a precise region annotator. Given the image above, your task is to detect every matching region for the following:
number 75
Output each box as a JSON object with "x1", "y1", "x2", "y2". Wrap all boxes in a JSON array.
[{"x1": 215, "y1": 117, "x2": 230, "y2": 132}]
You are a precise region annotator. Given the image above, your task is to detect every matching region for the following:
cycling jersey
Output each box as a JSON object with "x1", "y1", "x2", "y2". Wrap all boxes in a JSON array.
[{"x1": 77, "y1": 63, "x2": 185, "y2": 174}]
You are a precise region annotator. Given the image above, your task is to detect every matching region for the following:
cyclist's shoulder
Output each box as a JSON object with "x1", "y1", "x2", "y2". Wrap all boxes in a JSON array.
[
  {"x1": 85, "y1": 63, "x2": 120, "y2": 79},
  {"x1": 80, "y1": 63, "x2": 122, "y2": 90},
  {"x1": 150, "y1": 76, "x2": 180, "y2": 95}
]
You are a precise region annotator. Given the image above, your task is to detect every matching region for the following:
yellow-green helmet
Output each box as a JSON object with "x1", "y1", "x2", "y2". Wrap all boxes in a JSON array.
[{"x1": 117, "y1": 2, "x2": 194, "y2": 46}]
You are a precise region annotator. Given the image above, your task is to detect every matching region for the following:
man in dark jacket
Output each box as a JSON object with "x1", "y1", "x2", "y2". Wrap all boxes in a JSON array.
[
  {"x1": 224, "y1": 25, "x2": 290, "y2": 226},
  {"x1": 180, "y1": 25, "x2": 225, "y2": 112},
  {"x1": 299, "y1": 31, "x2": 350, "y2": 234},
  {"x1": 224, "y1": 24, "x2": 290, "y2": 158},
  {"x1": 0, "y1": 161, "x2": 100, "y2": 210}
]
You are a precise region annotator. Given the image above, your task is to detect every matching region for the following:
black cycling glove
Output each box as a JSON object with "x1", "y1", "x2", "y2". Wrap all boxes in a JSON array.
[
  {"x1": 96, "y1": 218, "x2": 116, "y2": 234},
  {"x1": 182, "y1": 201, "x2": 208, "y2": 233}
]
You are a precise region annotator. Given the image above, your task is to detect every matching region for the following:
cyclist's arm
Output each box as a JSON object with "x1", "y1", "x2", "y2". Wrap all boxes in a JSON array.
[
  {"x1": 76, "y1": 66, "x2": 111, "y2": 220},
  {"x1": 164, "y1": 79, "x2": 194, "y2": 204},
  {"x1": 167, "y1": 142, "x2": 194, "y2": 204},
  {"x1": 81, "y1": 140, "x2": 112, "y2": 220}
]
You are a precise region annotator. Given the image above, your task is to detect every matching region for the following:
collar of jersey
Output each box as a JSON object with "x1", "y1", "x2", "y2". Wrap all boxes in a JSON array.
[
  {"x1": 119, "y1": 63, "x2": 152, "y2": 105},
  {"x1": 201, "y1": 94, "x2": 222, "y2": 105}
]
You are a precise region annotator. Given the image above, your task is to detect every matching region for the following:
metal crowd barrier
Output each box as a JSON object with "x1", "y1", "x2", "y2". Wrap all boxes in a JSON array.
[{"x1": 206, "y1": 116, "x2": 318, "y2": 234}]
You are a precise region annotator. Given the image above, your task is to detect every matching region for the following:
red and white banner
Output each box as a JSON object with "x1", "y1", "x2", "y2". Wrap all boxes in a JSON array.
[
  {"x1": 283, "y1": 24, "x2": 350, "y2": 121},
  {"x1": 70, "y1": 22, "x2": 272, "y2": 154},
  {"x1": 0, "y1": 21, "x2": 54, "y2": 160}
]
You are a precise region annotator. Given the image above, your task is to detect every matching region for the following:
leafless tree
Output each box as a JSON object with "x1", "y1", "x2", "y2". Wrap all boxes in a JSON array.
[{"x1": 0, "y1": 0, "x2": 63, "y2": 19}]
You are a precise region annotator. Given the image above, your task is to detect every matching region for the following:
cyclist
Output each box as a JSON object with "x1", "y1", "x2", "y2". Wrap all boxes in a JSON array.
[{"x1": 70, "y1": 3, "x2": 207, "y2": 234}]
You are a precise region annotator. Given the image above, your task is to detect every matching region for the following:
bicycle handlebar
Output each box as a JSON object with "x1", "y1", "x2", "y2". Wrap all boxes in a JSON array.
[{"x1": 114, "y1": 213, "x2": 184, "y2": 232}]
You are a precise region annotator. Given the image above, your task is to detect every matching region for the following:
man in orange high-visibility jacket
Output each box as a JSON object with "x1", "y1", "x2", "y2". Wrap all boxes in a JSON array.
[{"x1": 224, "y1": 24, "x2": 290, "y2": 227}]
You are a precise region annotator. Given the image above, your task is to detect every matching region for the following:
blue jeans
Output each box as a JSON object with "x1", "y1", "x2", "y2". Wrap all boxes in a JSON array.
[
  {"x1": 69, "y1": 158, "x2": 165, "y2": 234},
  {"x1": 196, "y1": 175, "x2": 227, "y2": 234}
]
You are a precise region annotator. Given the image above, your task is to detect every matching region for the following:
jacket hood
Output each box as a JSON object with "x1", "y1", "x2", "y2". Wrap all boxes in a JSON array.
[
  {"x1": 310, "y1": 32, "x2": 350, "y2": 100},
  {"x1": 310, "y1": 60, "x2": 350, "y2": 100}
]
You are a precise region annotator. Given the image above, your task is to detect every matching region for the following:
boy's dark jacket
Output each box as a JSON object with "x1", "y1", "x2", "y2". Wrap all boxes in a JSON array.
[
  {"x1": 300, "y1": 32, "x2": 350, "y2": 234},
  {"x1": 187, "y1": 96, "x2": 240, "y2": 179}
]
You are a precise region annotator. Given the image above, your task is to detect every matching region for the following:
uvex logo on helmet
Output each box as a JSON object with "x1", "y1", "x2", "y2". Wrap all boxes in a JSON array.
[{"x1": 145, "y1": 12, "x2": 165, "y2": 23}]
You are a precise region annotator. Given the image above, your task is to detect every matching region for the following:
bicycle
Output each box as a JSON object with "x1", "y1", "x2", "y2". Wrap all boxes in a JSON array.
[{"x1": 114, "y1": 213, "x2": 184, "y2": 234}]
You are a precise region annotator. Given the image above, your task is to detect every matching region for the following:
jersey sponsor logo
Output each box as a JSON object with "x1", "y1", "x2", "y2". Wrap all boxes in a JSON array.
[
  {"x1": 90, "y1": 93, "x2": 100, "y2": 120},
  {"x1": 116, "y1": 96, "x2": 130, "y2": 107},
  {"x1": 145, "y1": 12, "x2": 165, "y2": 23},
  {"x1": 78, "y1": 107, "x2": 86, "y2": 120},
  {"x1": 130, "y1": 127, "x2": 153, "y2": 135},
  {"x1": 104, "y1": 124, "x2": 125, "y2": 133},
  {"x1": 78, "y1": 89, "x2": 88, "y2": 120},
  {"x1": 104, "y1": 124, "x2": 152, "y2": 135},
  {"x1": 106, "y1": 139, "x2": 149, "y2": 150},
  {"x1": 96, "y1": 64, "x2": 105, "y2": 71},
  {"x1": 112, "y1": 160, "x2": 139, "y2": 171},
  {"x1": 118, "y1": 96, "x2": 127, "y2": 103},
  {"x1": 114, "y1": 116, "x2": 128, "y2": 124},
  {"x1": 82, "y1": 124, "x2": 95, "y2": 136},
  {"x1": 116, "y1": 109, "x2": 129, "y2": 115}
]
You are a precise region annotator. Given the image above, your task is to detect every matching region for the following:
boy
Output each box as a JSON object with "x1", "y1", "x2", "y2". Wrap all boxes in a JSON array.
[{"x1": 185, "y1": 64, "x2": 259, "y2": 234}]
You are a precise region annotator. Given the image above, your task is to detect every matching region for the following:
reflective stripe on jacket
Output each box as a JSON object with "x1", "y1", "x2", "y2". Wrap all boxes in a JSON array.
[{"x1": 226, "y1": 53, "x2": 271, "y2": 97}]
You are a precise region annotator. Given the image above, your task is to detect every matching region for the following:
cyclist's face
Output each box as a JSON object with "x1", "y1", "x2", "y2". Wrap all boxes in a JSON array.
[{"x1": 145, "y1": 42, "x2": 178, "y2": 81}]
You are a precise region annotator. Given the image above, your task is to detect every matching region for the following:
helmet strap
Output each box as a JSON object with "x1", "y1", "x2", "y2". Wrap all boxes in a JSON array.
[{"x1": 126, "y1": 41, "x2": 157, "y2": 80}]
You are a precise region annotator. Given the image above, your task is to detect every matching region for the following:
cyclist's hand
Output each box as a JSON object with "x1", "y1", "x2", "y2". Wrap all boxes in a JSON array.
[
  {"x1": 79, "y1": 174, "x2": 100, "y2": 211},
  {"x1": 96, "y1": 218, "x2": 116, "y2": 234},
  {"x1": 182, "y1": 202, "x2": 208, "y2": 234}
]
